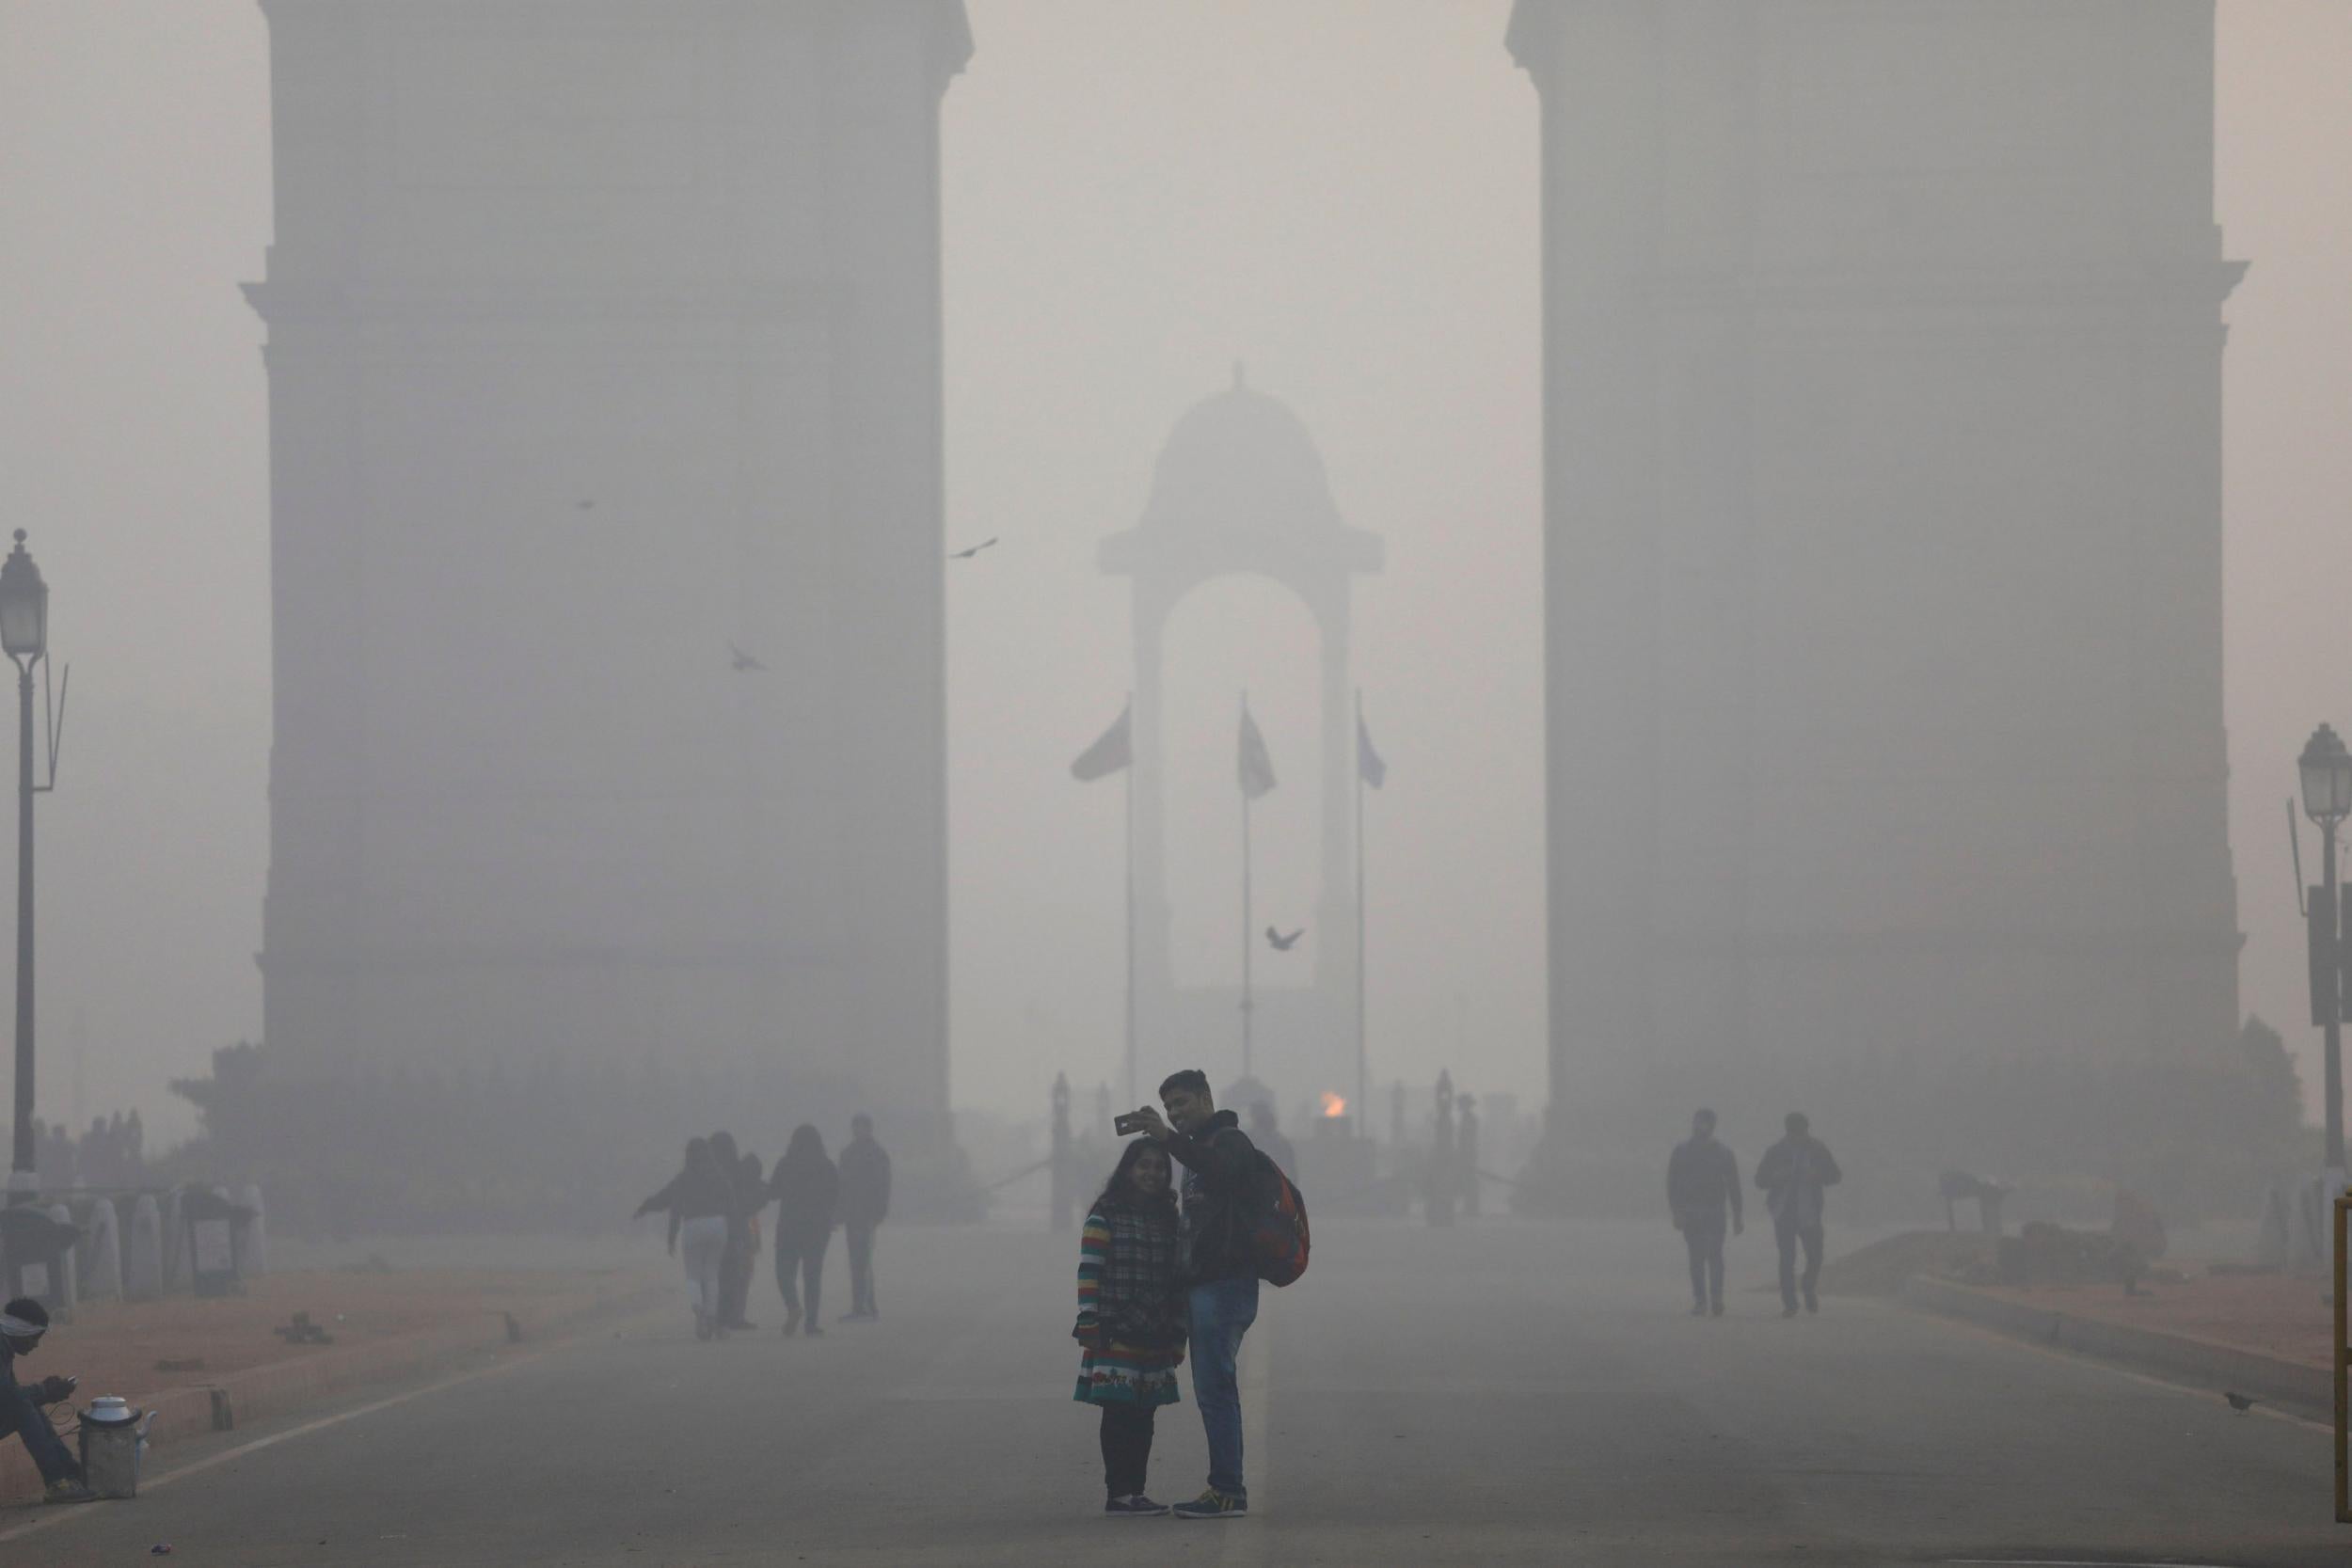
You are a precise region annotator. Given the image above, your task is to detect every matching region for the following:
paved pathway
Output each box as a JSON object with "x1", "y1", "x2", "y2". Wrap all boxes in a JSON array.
[{"x1": 8, "y1": 1217, "x2": 2344, "y2": 1565}]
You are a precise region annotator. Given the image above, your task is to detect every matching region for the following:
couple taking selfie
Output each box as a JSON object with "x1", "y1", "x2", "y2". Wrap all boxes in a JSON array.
[{"x1": 1072, "y1": 1069, "x2": 1310, "y2": 1520}]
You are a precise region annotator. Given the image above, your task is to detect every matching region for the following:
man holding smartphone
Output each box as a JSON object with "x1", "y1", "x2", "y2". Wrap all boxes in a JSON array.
[
  {"x1": 1128, "y1": 1069, "x2": 1261, "y2": 1520},
  {"x1": 1, "y1": 1297, "x2": 95, "y2": 1503}
]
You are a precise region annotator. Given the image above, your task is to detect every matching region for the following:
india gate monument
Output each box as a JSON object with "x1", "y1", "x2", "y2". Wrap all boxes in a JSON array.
[
  {"x1": 1512, "y1": 1, "x2": 2243, "y2": 1188},
  {"x1": 246, "y1": 2, "x2": 971, "y2": 1149}
]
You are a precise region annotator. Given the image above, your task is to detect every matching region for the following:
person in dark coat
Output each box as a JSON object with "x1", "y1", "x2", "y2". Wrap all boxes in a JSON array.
[
  {"x1": 769, "y1": 1124, "x2": 839, "y2": 1336},
  {"x1": 707, "y1": 1132, "x2": 755, "y2": 1333},
  {"x1": 727, "y1": 1149, "x2": 766, "y2": 1331},
  {"x1": 1666, "y1": 1108, "x2": 1742, "y2": 1316},
  {"x1": 1, "y1": 1298, "x2": 93, "y2": 1502},
  {"x1": 634, "y1": 1137, "x2": 733, "y2": 1340},
  {"x1": 1131, "y1": 1069, "x2": 1264, "y2": 1519},
  {"x1": 1073, "y1": 1138, "x2": 1188, "y2": 1516},
  {"x1": 836, "y1": 1113, "x2": 892, "y2": 1323},
  {"x1": 1756, "y1": 1111, "x2": 1842, "y2": 1318}
]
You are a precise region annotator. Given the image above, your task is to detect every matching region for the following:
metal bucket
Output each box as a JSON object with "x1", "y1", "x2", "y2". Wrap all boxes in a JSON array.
[{"x1": 78, "y1": 1398, "x2": 151, "y2": 1499}]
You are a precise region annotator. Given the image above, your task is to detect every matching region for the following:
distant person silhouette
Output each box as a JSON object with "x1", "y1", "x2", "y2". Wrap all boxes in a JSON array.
[
  {"x1": 1756, "y1": 1112, "x2": 1841, "y2": 1317},
  {"x1": 1247, "y1": 1101, "x2": 1296, "y2": 1179},
  {"x1": 837, "y1": 1114, "x2": 892, "y2": 1322},
  {"x1": 633, "y1": 1137, "x2": 733, "y2": 1340},
  {"x1": 769, "y1": 1124, "x2": 839, "y2": 1336},
  {"x1": 1667, "y1": 1109, "x2": 1742, "y2": 1316}
]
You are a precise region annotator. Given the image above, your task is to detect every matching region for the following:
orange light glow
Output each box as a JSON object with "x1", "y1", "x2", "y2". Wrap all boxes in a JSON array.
[{"x1": 1321, "y1": 1092, "x2": 1346, "y2": 1119}]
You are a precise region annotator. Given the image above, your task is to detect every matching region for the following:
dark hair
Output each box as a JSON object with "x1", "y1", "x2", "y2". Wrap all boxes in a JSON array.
[
  {"x1": 782, "y1": 1123, "x2": 828, "y2": 1165},
  {"x1": 1158, "y1": 1069, "x2": 1211, "y2": 1101},
  {"x1": 1094, "y1": 1138, "x2": 1177, "y2": 1216},
  {"x1": 1785, "y1": 1112, "x2": 1809, "y2": 1135},
  {"x1": 1693, "y1": 1108, "x2": 1716, "y2": 1127},
  {"x1": 4, "y1": 1296, "x2": 48, "y2": 1327}
]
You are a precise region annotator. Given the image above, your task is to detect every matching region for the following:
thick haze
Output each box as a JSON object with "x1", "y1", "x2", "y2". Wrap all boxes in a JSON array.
[{"x1": 0, "y1": 0, "x2": 2345, "y2": 1142}]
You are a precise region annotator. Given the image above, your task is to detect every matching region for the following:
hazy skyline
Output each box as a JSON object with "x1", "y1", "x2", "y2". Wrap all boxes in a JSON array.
[{"x1": 0, "y1": 1, "x2": 2345, "y2": 1141}]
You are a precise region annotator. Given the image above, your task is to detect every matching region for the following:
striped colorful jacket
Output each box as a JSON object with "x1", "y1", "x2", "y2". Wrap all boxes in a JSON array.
[{"x1": 1075, "y1": 1196, "x2": 1186, "y2": 1349}]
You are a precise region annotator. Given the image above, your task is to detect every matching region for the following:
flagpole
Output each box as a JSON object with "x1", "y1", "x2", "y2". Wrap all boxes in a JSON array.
[
  {"x1": 1123, "y1": 691, "x2": 1136, "y2": 1112},
  {"x1": 1241, "y1": 693, "x2": 1255, "y2": 1082},
  {"x1": 1356, "y1": 688, "x2": 1368, "y2": 1128}
]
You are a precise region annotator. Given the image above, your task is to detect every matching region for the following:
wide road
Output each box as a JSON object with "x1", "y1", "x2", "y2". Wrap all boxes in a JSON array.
[{"x1": 8, "y1": 1216, "x2": 2345, "y2": 1566}]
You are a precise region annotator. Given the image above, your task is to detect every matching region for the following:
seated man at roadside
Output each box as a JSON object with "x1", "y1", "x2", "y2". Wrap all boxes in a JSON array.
[{"x1": 1, "y1": 1297, "x2": 95, "y2": 1503}]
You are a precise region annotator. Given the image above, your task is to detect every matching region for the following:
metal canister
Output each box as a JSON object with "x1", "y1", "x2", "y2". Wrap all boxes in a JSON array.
[{"x1": 78, "y1": 1397, "x2": 151, "y2": 1498}]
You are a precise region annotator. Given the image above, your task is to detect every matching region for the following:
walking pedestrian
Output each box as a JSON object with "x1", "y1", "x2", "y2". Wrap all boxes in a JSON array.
[
  {"x1": 1131, "y1": 1069, "x2": 1264, "y2": 1519},
  {"x1": 1756, "y1": 1112, "x2": 1841, "y2": 1318},
  {"x1": 707, "y1": 1132, "x2": 752, "y2": 1332},
  {"x1": 1667, "y1": 1109, "x2": 1742, "y2": 1316},
  {"x1": 1073, "y1": 1138, "x2": 1188, "y2": 1517},
  {"x1": 769, "y1": 1124, "x2": 838, "y2": 1337},
  {"x1": 726, "y1": 1149, "x2": 766, "y2": 1332},
  {"x1": 837, "y1": 1113, "x2": 891, "y2": 1322},
  {"x1": 633, "y1": 1137, "x2": 732, "y2": 1339}
]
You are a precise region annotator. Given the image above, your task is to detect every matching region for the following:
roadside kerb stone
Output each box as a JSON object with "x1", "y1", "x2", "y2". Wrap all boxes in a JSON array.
[{"x1": 1901, "y1": 1273, "x2": 2331, "y2": 1415}]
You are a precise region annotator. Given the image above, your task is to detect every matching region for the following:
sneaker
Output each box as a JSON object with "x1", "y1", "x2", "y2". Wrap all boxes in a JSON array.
[
  {"x1": 726, "y1": 1320, "x2": 758, "y2": 1332},
  {"x1": 1104, "y1": 1495, "x2": 1171, "y2": 1516},
  {"x1": 784, "y1": 1304, "x2": 802, "y2": 1336},
  {"x1": 1172, "y1": 1489, "x2": 1247, "y2": 1519},
  {"x1": 1709, "y1": 1300, "x2": 1724, "y2": 1318},
  {"x1": 803, "y1": 1324, "x2": 824, "y2": 1338},
  {"x1": 1804, "y1": 1294, "x2": 1819, "y2": 1315},
  {"x1": 1781, "y1": 1304, "x2": 1798, "y2": 1319},
  {"x1": 1689, "y1": 1302, "x2": 1707, "y2": 1317},
  {"x1": 43, "y1": 1477, "x2": 99, "y2": 1505}
]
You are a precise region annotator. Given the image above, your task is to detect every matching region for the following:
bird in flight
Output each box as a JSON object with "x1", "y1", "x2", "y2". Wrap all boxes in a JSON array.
[
  {"x1": 576, "y1": 499, "x2": 596, "y2": 512},
  {"x1": 948, "y1": 537, "x2": 999, "y2": 561},
  {"x1": 2223, "y1": 1391, "x2": 2258, "y2": 1414},
  {"x1": 1265, "y1": 926, "x2": 1304, "y2": 952},
  {"x1": 727, "y1": 642, "x2": 767, "y2": 673}
]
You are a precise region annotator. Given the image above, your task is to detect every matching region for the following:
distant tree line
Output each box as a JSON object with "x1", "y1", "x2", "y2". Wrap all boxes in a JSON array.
[{"x1": 164, "y1": 1042, "x2": 982, "y2": 1238}]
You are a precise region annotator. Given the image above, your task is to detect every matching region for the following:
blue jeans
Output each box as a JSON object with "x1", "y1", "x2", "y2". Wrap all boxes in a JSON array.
[
  {"x1": 1, "y1": 1373, "x2": 80, "y2": 1486},
  {"x1": 1186, "y1": 1274, "x2": 1259, "y2": 1500}
]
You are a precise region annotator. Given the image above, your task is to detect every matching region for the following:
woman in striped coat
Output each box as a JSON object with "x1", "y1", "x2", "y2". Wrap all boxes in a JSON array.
[{"x1": 1073, "y1": 1138, "x2": 1188, "y2": 1516}]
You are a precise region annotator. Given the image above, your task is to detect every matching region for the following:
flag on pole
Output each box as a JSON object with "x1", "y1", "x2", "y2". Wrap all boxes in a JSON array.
[
  {"x1": 1070, "y1": 704, "x2": 1133, "y2": 781},
  {"x1": 1358, "y1": 713, "x2": 1388, "y2": 790},
  {"x1": 1238, "y1": 705, "x2": 1279, "y2": 800}
]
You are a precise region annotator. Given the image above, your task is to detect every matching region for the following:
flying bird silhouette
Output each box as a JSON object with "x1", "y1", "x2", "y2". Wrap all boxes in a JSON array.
[
  {"x1": 575, "y1": 499, "x2": 596, "y2": 511},
  {"x1": 1266, "y1": 926, "x2": 1304, "y2": 952},
  {"x1": 947, "y1": 537, "x2": 998, "y2": 561},
  {"x1": 2223, "y1": 1391, "x2": 2258, "y2": 1414},
  {"x1": 727, "y1": 642, "x2": 767, "y2": 673}
]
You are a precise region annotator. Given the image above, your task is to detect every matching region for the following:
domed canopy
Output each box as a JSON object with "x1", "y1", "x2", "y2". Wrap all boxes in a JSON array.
[{"x1": 1140, "y1": 379, "x2": 1343, "y2": 534}]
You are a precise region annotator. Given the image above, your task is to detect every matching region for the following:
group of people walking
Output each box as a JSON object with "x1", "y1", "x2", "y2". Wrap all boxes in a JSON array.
[
  {"x1": 1668, "y1": 1109, "x2": 1842, "y2": 1318},
  {"x1": 636, "y1": 1114, "x2": 891, "y2": 1340},
  {"x1": 1073, "y1": 1069, "x2": 1270, "y2": 1520}
]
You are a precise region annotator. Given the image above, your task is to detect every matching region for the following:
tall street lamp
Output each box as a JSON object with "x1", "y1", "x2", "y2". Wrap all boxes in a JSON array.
[
  {"x1": 2301, "y1": 721, "x2": 2352, "y2": 1179},
  {"x1": 0, "y1": 531, "x2": 46, "y2": 1201}
]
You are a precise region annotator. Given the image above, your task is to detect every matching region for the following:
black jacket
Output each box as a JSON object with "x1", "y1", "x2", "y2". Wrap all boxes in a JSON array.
[
  {"x1": 770, "y1": 1152, "x2": 840, "y2": 1238},
  {"x1": 838, "y1": 1136, "x2": 892, "y2": 1227},
  {"x1": 1163, "y1": 1110, "x2": 1262, "y2": 1285}
]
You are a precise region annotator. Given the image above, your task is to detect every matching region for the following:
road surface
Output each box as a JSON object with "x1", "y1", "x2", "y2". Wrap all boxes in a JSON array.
[{"x1": 7, "y1": 1217, "x2": 2343, "y2": 1565}]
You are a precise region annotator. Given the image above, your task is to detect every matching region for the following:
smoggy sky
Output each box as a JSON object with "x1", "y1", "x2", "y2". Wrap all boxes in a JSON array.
[{"x1": 0, "y1": 1, "x2": 2344, "y2": 1141}]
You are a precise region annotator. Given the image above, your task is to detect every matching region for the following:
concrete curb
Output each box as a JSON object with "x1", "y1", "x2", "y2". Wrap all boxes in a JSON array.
[
  {"x1": 1900, "y1": 1274, "x2": 2331, "y2": 1415},
  {"x1": 2, "y1": 1275, "x2": 665, "y2": 1503}
]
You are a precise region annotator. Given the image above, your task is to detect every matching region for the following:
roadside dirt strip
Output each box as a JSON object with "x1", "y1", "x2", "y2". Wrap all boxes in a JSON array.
[
  {"x1": 1901, "y1": 1274, "x2": 2330, "y2": 1416},
  {"x1": 1, "y1": 1269, "x2": 666, "y2": 1503}
]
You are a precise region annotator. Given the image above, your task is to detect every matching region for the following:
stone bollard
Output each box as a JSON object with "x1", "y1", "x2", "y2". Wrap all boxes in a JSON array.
[
  {"x1": 76, "y1": 1197, "x2": 123, "y2": 1301},
  {"x1": 235, "y1": 1184, "x2": 267, "y2": 1276},
  {"x1": 42, "y1": 1203, "x2": 79, "y2": 1315},
  {"x1": 125, "y1": 1194, "x2": 165, "y2": 1299}
]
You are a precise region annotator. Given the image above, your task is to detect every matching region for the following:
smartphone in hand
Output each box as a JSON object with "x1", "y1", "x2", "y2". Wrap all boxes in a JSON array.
[{"x1": 1113, "y1": 1110, "x2": 1152, "y2": 1136}]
